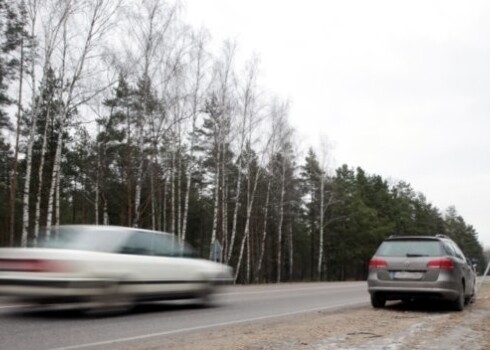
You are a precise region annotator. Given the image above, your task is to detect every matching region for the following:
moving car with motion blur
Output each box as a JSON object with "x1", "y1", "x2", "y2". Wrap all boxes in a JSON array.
[
  {"x1": 0, "y1": 225, "x2": 233, "y2": 312},
  {"x1": 367, "y1": 234, "x2": 476, "y2": 311}
]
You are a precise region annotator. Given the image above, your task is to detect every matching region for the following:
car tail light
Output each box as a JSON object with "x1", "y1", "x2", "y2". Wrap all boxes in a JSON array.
[
  {"x1": 427, "y1": 258, "x2": 454, "y2": 270},
  {"x1": 369, "y1": 258, "x2": 388, "y2": 269},
  {"x1": 0, "y1": 259, "x2": 69, "y2": 273}
]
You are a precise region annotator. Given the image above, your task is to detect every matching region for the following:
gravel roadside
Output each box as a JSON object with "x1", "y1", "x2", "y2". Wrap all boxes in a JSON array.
[{"x1": 125, "y1": 284, "x2": 490, "y2": 350}]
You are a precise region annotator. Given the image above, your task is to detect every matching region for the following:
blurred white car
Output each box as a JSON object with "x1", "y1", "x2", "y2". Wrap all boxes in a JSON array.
[{"x1": 0, "y1": 226, "x2": 233, "y2": 311}]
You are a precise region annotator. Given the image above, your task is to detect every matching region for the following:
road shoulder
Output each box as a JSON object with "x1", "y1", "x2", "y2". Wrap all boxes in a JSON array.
[{"x1": 125, "y1": 284, "x2": 490, "y2": 350}]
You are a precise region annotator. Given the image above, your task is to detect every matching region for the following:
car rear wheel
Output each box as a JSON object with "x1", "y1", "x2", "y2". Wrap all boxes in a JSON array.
[
  {"x1": 370, "y1": 293, "x2": 386, "y2": 308},
  {"x1": 452, "y1": 282, "x2": 465, "y2": 311}
]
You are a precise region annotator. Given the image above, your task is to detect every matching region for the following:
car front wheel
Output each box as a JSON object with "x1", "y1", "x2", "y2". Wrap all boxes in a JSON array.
[
  {"x1": 465, "y1": 282, "x2": 476, "y2": 305},
  {"x1": 84, "y1": 281, "x2": 134, "y2": 316}
]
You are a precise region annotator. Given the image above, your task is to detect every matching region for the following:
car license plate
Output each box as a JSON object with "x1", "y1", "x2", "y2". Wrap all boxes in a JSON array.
[{"x1": 393, "y1": 271, "x2": 423, "y2": 280}]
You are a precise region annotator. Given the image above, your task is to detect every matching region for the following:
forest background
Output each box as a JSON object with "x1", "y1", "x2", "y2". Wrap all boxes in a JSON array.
[{"x1": 0, "y1": 0, "x2": 484, "y2": 283}]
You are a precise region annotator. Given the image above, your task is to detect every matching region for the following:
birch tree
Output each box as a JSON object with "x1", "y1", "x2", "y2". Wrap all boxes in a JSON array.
[
  {"x1": 230, "y1": 58, "x2": 266, "y2": 279},
  {"x1": 181, "y1": 29, "x2": 209, "y2": 243},
  {"x1": 317, "y1": 135, "x2": 333, "y2": 278},
  {"x1": 226, "y1": 57, "x2": 259, "y2": 264},
  {"x1": 126, "y1": 0, "x2": 177, "y2": 227},
  {"x1": 207, "y1": 41, "x2": 236, "y2": 259},
  {"x1": 271, "y1": 100, "x2": 292, "y2": 283},
  {"x1": 22, "y1": 0, "x2": 68, "y2": 245},
  {"x1": 33, "y1": 67, "x2": 61, "y2": 241},
  {"x1": 44, "y1": 0, "x2": 121, "y2": 236}
]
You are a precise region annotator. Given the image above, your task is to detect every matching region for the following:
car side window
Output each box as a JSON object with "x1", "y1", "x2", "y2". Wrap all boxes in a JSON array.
[
  {"x1": 152, "y1": 234, "x2": 197, "y2": 258},
  {"x1": 450, "y1": 242, "x2": 466, "y2": 261},
  {"x1": 119, "y1": 232, "x2": 154, "y2": 256},
  {"x1": 442, "y1": 241, "x2": 456, "y2": 257},
  {"x1": 118, "y1": 231, "x2": 197, "y2": 258},
  {"x1": 153, "y1": 234, "x2": 180, "y2": 257}
]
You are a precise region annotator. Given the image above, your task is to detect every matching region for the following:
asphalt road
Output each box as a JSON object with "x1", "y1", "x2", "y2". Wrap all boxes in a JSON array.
[{"x1": 0, "y1": 282, "x2": 368, "y2": 350}]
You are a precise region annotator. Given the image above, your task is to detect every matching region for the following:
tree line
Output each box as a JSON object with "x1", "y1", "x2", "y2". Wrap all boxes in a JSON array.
[{"x1": 0, "y1": 0, "x2": 485, "y2": 283}]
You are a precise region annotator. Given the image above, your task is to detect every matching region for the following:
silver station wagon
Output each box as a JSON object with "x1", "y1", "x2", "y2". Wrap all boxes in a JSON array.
[
  {"x1": 367, "y1": 235, "x2": 476, "y2": 311},
  {"x1": 0, "y1": 225, "x2": 233, "y2": 312}
]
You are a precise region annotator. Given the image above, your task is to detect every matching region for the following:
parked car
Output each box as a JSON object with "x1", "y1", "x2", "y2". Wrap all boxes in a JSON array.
[
  {"x1": 367, "y1": 234, "x2": 476, "y2": 311},
  {"x1": 0, "y1": 225, "x2": 233, "y2": 312}
]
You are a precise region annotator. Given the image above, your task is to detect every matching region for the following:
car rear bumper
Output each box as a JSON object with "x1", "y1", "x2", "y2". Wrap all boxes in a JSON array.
[
  {"x1": 0, "y1": 277, "x2": 112, "y2": 302},
  {"x1": 367, "y1": 280, "x2": 460, "y2": 301}
]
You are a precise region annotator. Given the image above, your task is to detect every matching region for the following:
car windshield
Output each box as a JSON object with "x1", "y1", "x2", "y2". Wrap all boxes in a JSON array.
[
  {"x1": 38, "y1": 227, "x2": 129, "y2": 253},
  {"x1": 376, "y1": 240, "x2": 443, "y2": 257}
]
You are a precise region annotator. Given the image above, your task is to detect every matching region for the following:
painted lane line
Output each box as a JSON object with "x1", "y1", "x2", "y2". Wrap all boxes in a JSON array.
[
  {"x1": 0, "y1": 304, "x2": 25, "y2": 309},
  {"x1": 222, "y1": 284, "x2": 366, "y2": 296},
  {"x1": 52, "y1": 299, "x2": 368, "y2": 350}
]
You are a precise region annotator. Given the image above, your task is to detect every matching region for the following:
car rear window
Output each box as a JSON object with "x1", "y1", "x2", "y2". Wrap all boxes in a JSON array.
[
  {"x1": 39, "y1": 227, "x2": 129, "y2": 252},
  {"x1": 376, "y1": 240, "x2": 443, "y2": 257}
]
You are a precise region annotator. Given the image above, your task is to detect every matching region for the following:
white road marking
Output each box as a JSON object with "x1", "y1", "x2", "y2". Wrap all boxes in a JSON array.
[
  {"x1": 221, "y1": 283, "x2": 365, "y2": 296},
  {"x1": 0, "y1": 304, "x2": 24, "y2": 309},
  {"x1": 52, "y1": 299, "x2": 368, "y2": 350}
]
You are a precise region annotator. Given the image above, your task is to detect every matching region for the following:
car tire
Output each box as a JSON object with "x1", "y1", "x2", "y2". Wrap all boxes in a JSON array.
[
  {"x1": 452, "y1": 282, "x2": 465, "y2": 311},
  {"x1": 370, "y1": 293, "x2": 386, "y2": 308},
  {"x1": 84, "y1": 281, "x2": 134, "y2": 316},
  {"x1": 195, "y1": 283, "x2": 217, "y2": 308},
  {"x1": 465, "y1": 282, "x2": 476, "y2": 305},
  {"x1": 196, "y1": 273, "x2": 229, "y2": 308}
]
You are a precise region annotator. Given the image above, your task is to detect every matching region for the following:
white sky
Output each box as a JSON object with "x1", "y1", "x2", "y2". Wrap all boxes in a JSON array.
[{"x1": 183, "y1": 0, "x2": 490, "y2": 248}]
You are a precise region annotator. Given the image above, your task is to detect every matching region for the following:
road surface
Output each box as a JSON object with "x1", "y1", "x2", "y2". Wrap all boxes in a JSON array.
[{"x1": 0, "y1": 282, "x2": 368, "y2": 350}]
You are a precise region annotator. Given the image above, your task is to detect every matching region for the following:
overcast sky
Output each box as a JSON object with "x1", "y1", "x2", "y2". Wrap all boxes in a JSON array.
[{"x1": 184, "y1": 0, "x2": 490, "y2": 248}]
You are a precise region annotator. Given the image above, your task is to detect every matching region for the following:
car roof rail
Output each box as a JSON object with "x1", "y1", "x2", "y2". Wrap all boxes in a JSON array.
[
  {"x1": 435, "y1": 234, "x2": 449, "y2": 239},
  {"x1": 388, "y1": 233, "x2": 401, "y2": 238}
]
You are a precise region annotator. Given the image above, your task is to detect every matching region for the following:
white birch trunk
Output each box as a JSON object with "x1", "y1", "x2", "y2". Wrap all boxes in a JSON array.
[
  {"x1": 21, "y1": 111, "x2": 37, "y2": 244},
  {"x1": 177, "y1": 149, "x2": 182, "y2": 239},
  {"x1": 181, "y1": 148, "x2": 194, "y2": 243},
  {"x1": 95, "y1": 174, "x2": 99, "y2": 225},
  {"x1": 126, "y1": 104, "x2": 132, "y2": 227},
  {"x1": 226, "y1": 156, "x2": 243, "y2": 263},
  {"x1": 20, "y1": 2, "x2": 40, "y2": 246},
  {"x1": 55, "y1": 159, "x2": 61, "y2": 233},
  {"x1": 46, "y1": 132, "x2": 63, "y2": 237},
  {"x1": 133, "y1": 128, "x2": 144, "y2": 227},
  {"x1": 276, "y1": 163, "x2": 286, "y2": 283},
  {"x1": 150, "y1": 169, "x2": 156, "y2": 230},
  {"x1": 317, "y1": 173, "x2": 325, "y2": 278},
  {"x1": 22, "y1": 67, "x2": 41, "y2": 245},
  {"x1": 181, "y1": 156, "x2": 192, "y2": 243},
  {"x1": 133, "y1": 163, "x2": 143, "y2": 227},
  {"x1": 162, "y1": 178, "x2": 167, "y2": 231},
  {"x1": 209, "y1": 143, "x2": 221, "y2": 259},
  {"x1": 103, "y1": 199, "x2": 109, "y2": 225},
  {"x1": 288, "y1": 223, "x2": 293, "y2": 280},
  {"x1": 256, "y1": 180, "x2": 271, "y2": 279},
  {"x1": 33, "y1": 108, "x2": 51, "y2": 243},
  {"x1": 234, "y1": 166, "x2": 261, "y2": 281},
  {"x1": 170, "y1": 150, "x2": 176, "y2": 235},
  {"x1": 221, "y1": 158, "x2": 227, "y2": 262},
  {"x1": 95, "y1": 141, "x2": 100, "y2": 225},
  {"x1": 246, "y1": 164, "x2": 252, "y2": 283},
  {"x1": 246, "y1": 223, "x2": 251, "y2": 283}
]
